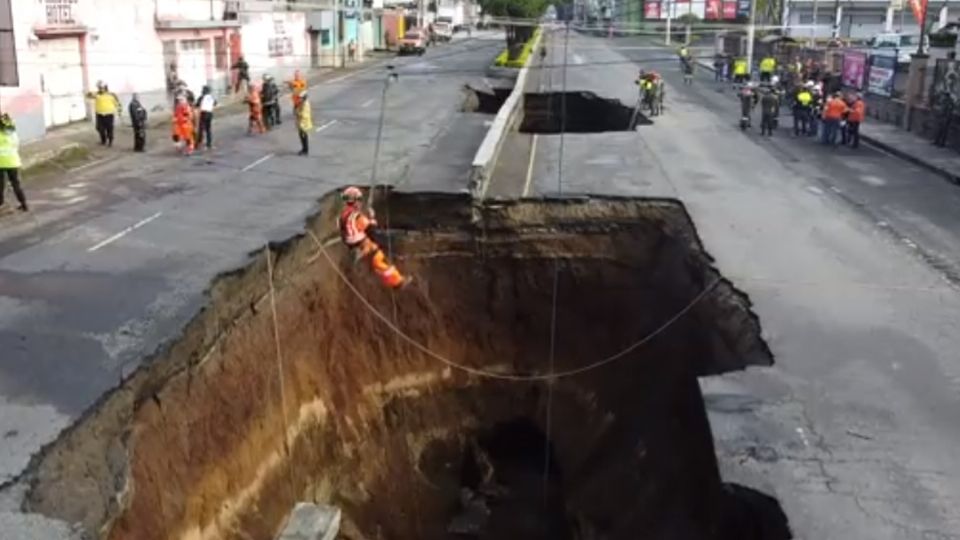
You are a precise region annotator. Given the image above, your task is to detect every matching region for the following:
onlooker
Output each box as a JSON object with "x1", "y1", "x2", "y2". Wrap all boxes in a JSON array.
[
  {"x1": 295, "y1": 89, "x2": 312, "y2": 156},
  {"x1": 0, "y1": 113, "x2": 28, "y2": 212},
  {"x1": 843, "y1": 92, "x2": 865, "y2": 149},
  {"x1": 128, "y1": 93, "x2": 148, "y2": 152},
  {"x1": 195, "y1": 85, "x2": 217, "y2": 150},
  {"x1": 87, "y1": 82, "x2": 121, "y2": 146},
  {"x1": 933, "y1": 88, "x2": 956, "y2": 148},
  {"x1": 232, "y1": 55, "x2": 250, "y2": 94},
  {"x1": 713, "y1": 54, "x2": 724, "y2": 82}
]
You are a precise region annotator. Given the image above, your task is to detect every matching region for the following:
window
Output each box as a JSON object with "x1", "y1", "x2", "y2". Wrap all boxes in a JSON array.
[
  {"x1": 0, "y1": 0, "x2": 18, "y2": 86},
  {"x1": 320, "y1": 29, "x2": 331, "y2": 46}
]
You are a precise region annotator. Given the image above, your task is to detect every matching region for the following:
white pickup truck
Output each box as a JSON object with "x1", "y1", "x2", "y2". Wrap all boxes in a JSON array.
[{"x1": 433, "y1": 22, "x2": 453, "y2": 42}]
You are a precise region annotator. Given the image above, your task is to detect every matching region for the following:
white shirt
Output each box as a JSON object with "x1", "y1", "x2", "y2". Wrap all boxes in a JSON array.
[{"x1": 198, "y1": 94, "x2": 216, "y2": 113}]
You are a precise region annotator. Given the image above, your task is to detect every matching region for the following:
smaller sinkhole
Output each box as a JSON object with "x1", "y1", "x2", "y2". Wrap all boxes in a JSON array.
[{"x1": 520, "y1": 91, "x2": 653, "y2": 133}]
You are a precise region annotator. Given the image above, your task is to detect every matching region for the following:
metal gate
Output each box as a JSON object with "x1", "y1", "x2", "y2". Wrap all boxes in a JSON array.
[
  {"x1": 36, "y1": 37, "x2": 86, "y2": 127},
  {"x1": 178, "y1": 39, "x2": 209, "y2": 96}
]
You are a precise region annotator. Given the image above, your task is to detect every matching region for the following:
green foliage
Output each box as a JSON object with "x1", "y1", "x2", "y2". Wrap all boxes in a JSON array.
[
  {"x1": 494, "y1": 28, "x2": 542, "y2": 67},
  {"x1": 676, "y1": 13, "x2": 700, "y2": 25},
  {"x1": 478, "y1": 0, "x2": 549, "y2": 19}
]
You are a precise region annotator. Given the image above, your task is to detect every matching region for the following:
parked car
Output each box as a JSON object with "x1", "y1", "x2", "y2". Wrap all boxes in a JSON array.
[
  {"x1": 399, "y1": 29, "x2": 427, "y2": 55},
  {"x1": 433, "y1": 22, "x2": 453, "y2": 42}
]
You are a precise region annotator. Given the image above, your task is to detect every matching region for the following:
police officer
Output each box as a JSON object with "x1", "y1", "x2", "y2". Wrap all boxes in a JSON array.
[
  {"x1": 0, "y1": 114, "x2": 28, "y2": 212},
  {"x1": 793, "y1": 83, "x2": 813, "y2": 136},
  {"x1": 733, "y1": 57, "x2": 749, "y2": 84},
  {"x1": 87, "y1": 82, "x2": 121, "y2": 146},
  {"x1": 759, "y1": 55, "x2": 776, "y2": 83},
  {"x1": 128, "y1": 93, "x2": 148, "y2": 152},
  {"x1": 760, "y1": 86, "x2": 780, "y2": 136}
]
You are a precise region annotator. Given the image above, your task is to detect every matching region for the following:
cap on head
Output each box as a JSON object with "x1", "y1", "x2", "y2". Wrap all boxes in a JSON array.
[{"x1": 342, "y1": 186, "x2": 363, "y2": 203}]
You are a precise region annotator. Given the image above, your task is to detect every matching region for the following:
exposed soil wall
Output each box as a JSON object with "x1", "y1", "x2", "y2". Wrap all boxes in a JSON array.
[{"x1": 19, "y1": 193, "x2": 774, "y2": 540}]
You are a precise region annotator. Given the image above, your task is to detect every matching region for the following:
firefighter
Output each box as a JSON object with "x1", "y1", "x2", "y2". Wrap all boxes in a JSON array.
[
  {"x1": 338, "y1": 186, "x2": 411, "y2": 289},
  {"x1": 246, "y1": 84, "x2": 266, "y2": 135},
  {"x1": 288, "y1": 70, "x2": 307, "y2": 110},
  {"x1": 172, "y1": 94, "x2": 195, "y2": 155}
]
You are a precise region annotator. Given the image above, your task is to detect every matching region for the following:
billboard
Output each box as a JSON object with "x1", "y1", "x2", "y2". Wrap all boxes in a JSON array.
[
  {"x1": 705, "y1": 0, "x2": 721, "y2": 19},
  {"x1": 722, "y1": 2, "x2": 737, "y2": 18},
  {"x1": 644, "y1": 1, "x2": 661, "y2": 18},
  {"x1": 737, "y1": 0, "x2": 750, "y2": 17},
  {"x1": 842, "y1": 52, "x2": 868, "y2": 89},
  {"x1": 867, "y1": 52, "x2": 897, "y2": 97}
]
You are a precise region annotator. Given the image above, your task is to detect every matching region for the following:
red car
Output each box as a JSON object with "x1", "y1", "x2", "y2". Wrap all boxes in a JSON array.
[{"x1": 399, "y1": 29, "x2": 427, "y2": 55}]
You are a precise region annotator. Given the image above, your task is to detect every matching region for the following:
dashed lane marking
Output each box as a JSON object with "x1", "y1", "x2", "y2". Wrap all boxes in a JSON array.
[
  {"x1": 315, "y1": 120, "x2": 339, "y2": 133},
  {"x1": 523, "y1": 134, "x2": 539, "y2": 197},
  {"x1": 88, "y1": 211, "x2": 163, "y2": 252},
  {"x1": 360, "y1": 98, "x2": 376, "y2": 108},
  {"x1": 241, "y1": 153, "x2": 274, "y2": 172}
]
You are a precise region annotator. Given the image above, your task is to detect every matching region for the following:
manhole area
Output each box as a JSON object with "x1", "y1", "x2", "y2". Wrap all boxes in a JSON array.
[{"x1": 520, "y1": 91, "x2": 652, "y2": 133}]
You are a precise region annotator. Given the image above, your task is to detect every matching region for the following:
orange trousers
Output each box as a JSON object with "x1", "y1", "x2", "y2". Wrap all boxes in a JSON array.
[{"x1": 353, "y1": 238, "x2": 406, "y2": 289}]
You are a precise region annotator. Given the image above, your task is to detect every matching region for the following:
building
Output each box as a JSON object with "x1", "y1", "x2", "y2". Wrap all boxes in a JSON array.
[
  {"x1": 783, "y1": 0, "x2": 958, "y2": 40},
  {"x1": 0, "y1": 0, "x2": 317, "y2": 142}
]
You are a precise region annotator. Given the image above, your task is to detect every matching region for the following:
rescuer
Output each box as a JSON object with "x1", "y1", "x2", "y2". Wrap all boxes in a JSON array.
[
  {"x1": 172, "y1": 94, "x2": 195, "y2": 155},
  {"x1": 733, "y1": 57, "x2": 749, "y2": 84},
  {"x1": 246, "y1": 84, "x2": 266, "y2": 135},
  {"x1": 792, "y1": 83, "x2": 813, "y2": 136},
  {"x1": 288, "y1": 70, "x2": 307, "y2": 110},
  {"x1": 759, "y1": 55, "x2": 776, "y2": 83},
  {"x1": 338, "y1": 186, "x2": 411, "y2": 289}
]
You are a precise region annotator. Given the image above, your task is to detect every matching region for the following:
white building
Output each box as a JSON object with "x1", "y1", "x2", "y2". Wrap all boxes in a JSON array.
[
  {"x1": 0, "y1": 0, "x2": 316, "y2": 142},
  {"x1": 783, "y1": 0, "x2": 958, "y2": 40}
]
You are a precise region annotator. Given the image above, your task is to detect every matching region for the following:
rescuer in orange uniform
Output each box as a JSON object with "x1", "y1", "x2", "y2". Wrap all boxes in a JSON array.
[
  {"x1": 288, "y1": 70, "x2": 307, "y2": 109},
  {"x1": 337, "y1": 186, "x2": 411, "y2": 289},
  {"x1": 172, "y1": 95, "x2": 195, "y2": 155},
  {"x1": 246, "y1": 84, "x2": 266, "y2": 134}
]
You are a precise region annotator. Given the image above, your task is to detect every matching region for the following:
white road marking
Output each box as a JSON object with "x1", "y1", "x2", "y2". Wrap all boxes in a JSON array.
[
  {"x1": 315, "y1": 119, "x2": 339, "y2": 133},
  {"x1": 361, "y1": 98, "x2": 376, "y2": 108},
  {"x1": 806, "y1": 186, "x2": 825, "y2": 195},
  {"x1": 70, "y1": 158, "x2": 110, "y2": 173},
  {"x1": 64, "y1": 196, "x2": 88, "y2": 205},
  {"x1": 572, "y1": 53, "x2": 585, "y2": 65},
  {"x1": 859, "y1": 175, "x2": 886, "y2": 187},
  {"x1": 241, "y1": 153, "x2": 274, "y2": 172},
  {"x1": 523, "y1": 134, "x2": 539, "y2": 197},
  {"x1": 88, "y1": 211, "x2": 163, "y2": 252},
  {"x1": 68, "y1": 182, "x2": 88, "y2": 189},
  {"x1": 795, "y1": 427, "x2": 810, "y2": 448}
]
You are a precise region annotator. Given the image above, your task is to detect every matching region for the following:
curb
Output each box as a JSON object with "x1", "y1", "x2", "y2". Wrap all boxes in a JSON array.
[
  {"x1": 22, "y1": 142, "x2": 84, "y2": 172},
  {"x1": 859, "y1": 133, "x2": 960, "y2": 186}
]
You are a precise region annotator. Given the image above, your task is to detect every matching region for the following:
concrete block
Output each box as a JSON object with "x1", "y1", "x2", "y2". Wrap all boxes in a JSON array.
[{"x1": 276, "y1": 502, "x2": 341, "y2": 540}]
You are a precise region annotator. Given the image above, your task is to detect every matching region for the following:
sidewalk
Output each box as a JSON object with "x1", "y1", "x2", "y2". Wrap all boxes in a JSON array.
[
  {"x1": 693, "y1": 57, "x2": 960, "y2": 187},
  {"x1": 18, "y1": 52, "x2": 394, "y2": 175}
]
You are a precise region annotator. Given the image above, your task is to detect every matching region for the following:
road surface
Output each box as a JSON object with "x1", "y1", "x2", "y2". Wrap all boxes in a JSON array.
[
  {"x1": 0, "y1": 33, "x2": 503, "y2": 498},
  {"x1": 488, "y1": 29, "x2": 960, "y2": 539}
]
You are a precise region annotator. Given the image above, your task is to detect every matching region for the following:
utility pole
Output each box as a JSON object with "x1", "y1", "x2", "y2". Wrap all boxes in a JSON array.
[
  {"x1": 746, "y1": 0, "x2": 757, "y2": 74},
  {"x1": 811, "y1": 0, "x2": 819, "y2": 44},
  {"x1": 665, "y1": 0, "x2": 672, "y2": 45},
  {"x1": 831, "y1": 0, "x2": 841, "y2": 38}
]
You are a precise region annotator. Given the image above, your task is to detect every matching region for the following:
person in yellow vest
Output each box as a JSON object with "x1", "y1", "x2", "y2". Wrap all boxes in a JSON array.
[
  {"x1": 759, "y1": 56, "x2": 777, "y2": 83},
  {"x1": 86, "y1": 82, "x2": 122, "y2": 147},
  {"x1": 792, "y1": 84, "x2": 813, "y2": 136},
  {"x1": 733, "y1": 57, "x2": 749, "y2": 84},
  {"x1": 295, "y1": 89, "x2": 312, "y2": 156},
  {"x1": 0, "y1": 114, "x2": 28, "y2": 212}
]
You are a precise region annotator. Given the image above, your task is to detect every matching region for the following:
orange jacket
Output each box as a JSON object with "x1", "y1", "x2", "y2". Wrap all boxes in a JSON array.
[
  {"x1": 823, "y1": 98, "x2": 848, "y2": 121},
  {"x1": 339, "y1": 205, "x2": 376, "y2": 246},
  {"x1": 847, "y1": 99, "x2": 865, "y2": 122}
]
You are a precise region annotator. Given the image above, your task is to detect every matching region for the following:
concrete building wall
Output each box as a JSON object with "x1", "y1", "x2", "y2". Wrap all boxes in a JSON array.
[
  {"x1": 0, "y1": 0, "x2": 57, "y2": 141},
  {"x1": 239, "y1": 11, "x2": 310, "y2": 82}
]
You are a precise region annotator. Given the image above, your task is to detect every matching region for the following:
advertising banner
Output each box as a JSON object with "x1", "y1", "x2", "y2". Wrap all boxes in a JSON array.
[
  {"x1": 867, "y1": 53, "x2": 897, "y2": 97},
  {"x1": 737, "y1": 0, "x2": 751, "y2": 18},
  {"x1": 706, "y1": 0, "x2": 721, "y2": 19},
  {"x1": 723, "y1": 2, "x2": 738, "y2": 19},
  {"x1": 842, "y1": 51, "x2": 868, "y2": 89},
  {"x1": 644, "y1": 1, "x2": 661, "y2": 19}
]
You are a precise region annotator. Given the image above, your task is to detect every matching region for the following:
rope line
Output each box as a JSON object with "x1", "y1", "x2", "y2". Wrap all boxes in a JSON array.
[{"x1": 307, "y1": 229, "x2": 721, "y2": 381}]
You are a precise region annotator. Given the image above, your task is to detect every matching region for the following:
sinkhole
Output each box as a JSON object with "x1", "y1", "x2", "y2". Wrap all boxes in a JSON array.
[
  {"x1": 520, "y1": 91, "x2": 652, "y2": 133},
  {"x1": 18, "y1": 193, "x2": 790, "y2": 540}
]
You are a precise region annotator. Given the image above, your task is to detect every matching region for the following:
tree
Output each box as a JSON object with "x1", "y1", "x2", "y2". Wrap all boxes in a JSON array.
[{"x1": 479, "y1": 0, "x2": 548, "y2": 59}]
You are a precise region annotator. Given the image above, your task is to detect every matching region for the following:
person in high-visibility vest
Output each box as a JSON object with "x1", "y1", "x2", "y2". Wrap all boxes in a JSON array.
[
  {"x1": 0, "y1": 113, "x2": 28, "y2": 212},
  {"x1": 86, "y1": 82, "x2": 121, "y2": 147},
  {"x1": 759, "y1": 56, "x2": 777, "y2": 83},
  {"x1": 733, "y1": 58, "x2": 749, "y2": 84},
  {"x1": 792, "y1": 84, "x2": 813, "y2": 136},
  {"x1": 338, "y1": 186, "x2": 412, "y2": 289}
]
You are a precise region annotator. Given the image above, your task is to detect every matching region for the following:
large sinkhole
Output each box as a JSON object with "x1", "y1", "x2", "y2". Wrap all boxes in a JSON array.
[
  {"x1": 19, "y1": 193, "x2": 790, "y2": 540},
  {"x1": 520, "y1": 91, "x2": 653, "y2": 133}
]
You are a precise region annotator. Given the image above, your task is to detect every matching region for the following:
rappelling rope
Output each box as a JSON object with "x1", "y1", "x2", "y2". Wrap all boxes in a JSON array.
[
  {"x1": 264, "y1": 244, "x2": 298, "y2": 502},
  {"x1": 307, "y1": 230, "x2": 721, "y2": 381}
]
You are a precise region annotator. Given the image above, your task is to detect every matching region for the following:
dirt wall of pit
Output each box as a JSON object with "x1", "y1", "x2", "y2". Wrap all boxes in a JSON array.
[{"x1": 20, "y1": 193, "x2": 772, "y2": 540}]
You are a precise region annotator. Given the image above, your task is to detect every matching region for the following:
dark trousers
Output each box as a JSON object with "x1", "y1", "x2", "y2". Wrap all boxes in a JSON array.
[
  {"x1": 934, "y1": 118, "x2": 952, "y2": 147},
  {"x1": 759, "y1": 71, "x2": 772, "y2": 83},
  {"x1": 0, "y1": 168, "x2": 27, "y2": 209},
  {"x1": 298, "y1": 129, "x2": 309, "y2": 155},
  {"x1": 133, "y1": 127, "x2": 146, "y2": 152},
  {"x1": 95, "y1": 114, "x2": 115, "y2": 146},
  {"x1": 761, "y1": 113, "x2": 776, "y2": 136},
  {"x1": 793, "y1": 109, "x2": 808, "y2": 135},
  {"x1": 234, "y1": 76, "x2": 249, "y2": 94},
  {"x1": 844, "y1": 121, "x2": 860, "y2": 148},
  {"x1": 197, "y1": 112, "x2": 213, "y2": 148},
  {"x1": 822, "y1": 119, "x2": 839, "y2": 145}
]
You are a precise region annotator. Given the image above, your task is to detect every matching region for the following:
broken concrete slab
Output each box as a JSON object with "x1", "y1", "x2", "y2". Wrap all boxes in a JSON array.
[{"x1": 276, "y1": 503, "x2": 340, "y2": 540}]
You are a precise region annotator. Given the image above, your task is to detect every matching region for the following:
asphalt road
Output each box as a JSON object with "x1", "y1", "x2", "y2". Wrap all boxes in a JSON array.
[
  {"x1": 491, "y1": 29, "x2": 960, "y2": 539},
  {"x1": 0, "y1": 33, "x2": 503, "y2": 493}
]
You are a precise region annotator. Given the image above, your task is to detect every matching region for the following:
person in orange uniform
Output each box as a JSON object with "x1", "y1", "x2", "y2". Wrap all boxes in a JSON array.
[
  {"x1": 843, "y1": 92, "x2": 865, "y2": 149},
  {"x1": 172, "y1": 95, "x2": 195, "y2": 155},
  {"x1": 246, "y1": 84, "x2": 266, "y2": 135},
  {"x1": 288, "y1": 70, "x2": 306, "y2": 109},
  {"x1": 337, "y1": 186, "x2": 411, "y2": 289},
  {"x1": 820, "y1": 91, "x2": 848, "y2": 146}
]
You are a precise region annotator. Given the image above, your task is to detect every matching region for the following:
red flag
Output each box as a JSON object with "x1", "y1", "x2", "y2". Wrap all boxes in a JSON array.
[{"x1": 908, "y1": 0, "x2": 928, "y2": 29}]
